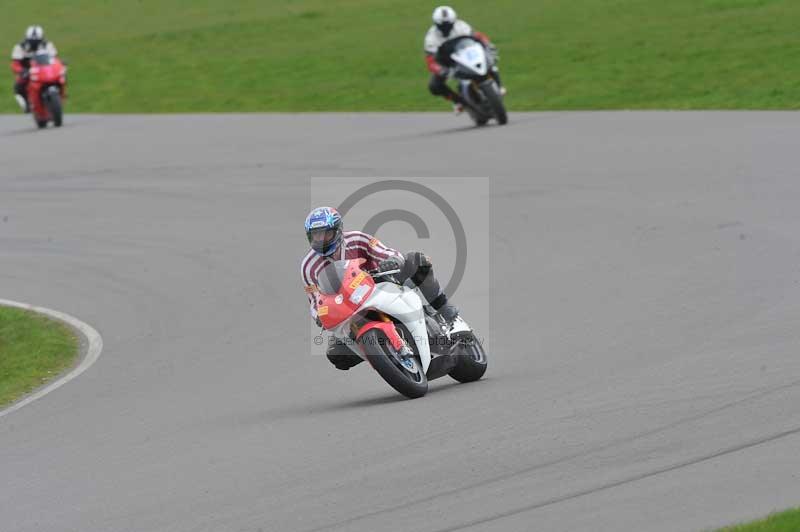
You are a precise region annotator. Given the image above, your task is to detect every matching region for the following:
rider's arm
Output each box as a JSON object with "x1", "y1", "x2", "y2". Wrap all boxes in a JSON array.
[
  {"x1": 423, "y1": 27, "x2": 439, "y2": 55},
  {"x1": 454, "y1": 20, "x2": 473, "y2": 37},
  {"x1": 11, "y1": 44, "x2": 24, "y2": 61},
  {"x1": 345, "y1": 230, "x2": 404, "y2": 270},
  {"x1": 426, "y1": 53, "x2": 445, "y2": 75},
  {"x1": 473, "y1": 31, "x2": 491, "y2": 45},
  {"x1": 305, "y1": 287, "x2": 319, "y2": 323},
  {"x1": 46, "y1": 42, "x2": 58, "y2": 56},
  {"x1": 362, "y1": 234, "x2": 404, "y2": 267},
  {"x1": 11, "y1": 44, "x2": 24, "y2": 74},
  {"x1": 301, "y1": 257, "x2": 321, "y2": 322}
]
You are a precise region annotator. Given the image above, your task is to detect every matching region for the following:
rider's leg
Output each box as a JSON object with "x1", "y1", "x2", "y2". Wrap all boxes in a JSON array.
[
  {"x1": 490, "y1": 67, "x2": 507, "y2": 95},
  {"x1": 13, "y1": 79, "x2": 28, "y2": 112},
  {"x1": 401, "y1": 251, "x2": 459, "y2": 324},
  {"x1": 429, "y1": 74, "x2": 465, "y2": 105},
  {"x1": 490, "y1": 68, "x2": 503, "y2": 88},
  {"x1": 326, "y1": 336, "x2": 363, "y2": 370}
]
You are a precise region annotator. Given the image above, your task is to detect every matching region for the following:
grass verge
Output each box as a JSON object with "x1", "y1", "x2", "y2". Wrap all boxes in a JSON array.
[
  {"x1": 716, "y1": 507, "x2": 800, "y2": 531},
  {"x1": 1, "y1": 0, "x2": 798, "y2": 112},
  {"x1": 0, "y1": 305, "x2": 79, "y2": 409}
]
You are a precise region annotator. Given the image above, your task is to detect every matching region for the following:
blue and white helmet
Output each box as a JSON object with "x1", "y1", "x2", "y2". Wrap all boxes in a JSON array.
[{"x1": 304, "y1": 206, "x2": 343, "y2": 257}]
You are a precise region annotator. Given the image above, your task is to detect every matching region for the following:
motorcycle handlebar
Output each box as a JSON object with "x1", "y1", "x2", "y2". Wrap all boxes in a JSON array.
[{"x1": 369, "y1": 268, "x2": 402, "y2": 278}]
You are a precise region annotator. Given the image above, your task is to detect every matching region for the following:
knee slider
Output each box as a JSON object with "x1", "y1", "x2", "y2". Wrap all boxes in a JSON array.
[{"x1": 428, "y1": 76, "x2": 447, "y2": 96}]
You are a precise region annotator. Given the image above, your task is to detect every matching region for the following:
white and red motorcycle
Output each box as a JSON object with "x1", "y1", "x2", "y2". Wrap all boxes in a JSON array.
[{"x1": 315, "y1": 258, "x2": 487, "y2": 399}]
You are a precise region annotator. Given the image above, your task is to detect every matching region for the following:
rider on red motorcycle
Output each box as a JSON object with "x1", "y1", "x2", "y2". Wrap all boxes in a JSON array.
[
  {"x1": 424, "y1": 6, "x2": 505, "y2": 114},
  {"x1": 10, "y1": 25, "x2": 58, "y2": 113},
  {"x1": 300, "y1": 206, "x2": 461, "y2": 370}
]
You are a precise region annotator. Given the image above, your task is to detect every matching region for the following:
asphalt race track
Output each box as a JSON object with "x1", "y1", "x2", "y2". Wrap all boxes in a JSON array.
[{"x1": 1, "y1": 113, "x2": 799, "y2": 532}]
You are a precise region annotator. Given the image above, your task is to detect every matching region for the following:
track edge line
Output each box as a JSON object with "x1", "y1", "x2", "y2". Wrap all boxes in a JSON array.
[{"x1": 0, "y1": 298, "x2": 103, "y2": 419}]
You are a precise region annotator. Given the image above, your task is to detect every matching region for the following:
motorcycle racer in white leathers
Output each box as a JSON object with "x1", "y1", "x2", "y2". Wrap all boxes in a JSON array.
[
  {"x1": 10, "y1": 25, "x2": 58, "y2": 112},
  {"x1": 424, "y1": 6, "x2": 504, "y2": 113}
]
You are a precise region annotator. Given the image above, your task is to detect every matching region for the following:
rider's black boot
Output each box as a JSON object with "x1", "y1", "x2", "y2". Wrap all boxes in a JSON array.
[
  {"x1": 437, "y1": 302, "x2": 460, "y2": 328},
  {"x1": 491, "y1": 68, "x2": 503, "y2": 88},
  {"x1": 326, "y1": 338, "x2": 363, "y2": 371},
  {"x1": 428, "y1": 290, "x2": 458, "y2": 328}
]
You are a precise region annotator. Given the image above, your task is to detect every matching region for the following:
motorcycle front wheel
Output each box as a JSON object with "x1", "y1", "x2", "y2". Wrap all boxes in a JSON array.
[
  {"x1": 360, "y1": 328, "x2": 428, "y2": 399},
  {"x1": 462, "y1": 82, "x2": 490, "y2": 126},
  {"x1": 47, "y1": 89, "x2": 63, "y2": 127}
]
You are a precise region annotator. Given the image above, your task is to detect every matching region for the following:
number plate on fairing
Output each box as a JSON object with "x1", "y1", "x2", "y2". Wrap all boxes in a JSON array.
[{"x1": 349, "y1": 284, "x2": 371, "y2": 305}]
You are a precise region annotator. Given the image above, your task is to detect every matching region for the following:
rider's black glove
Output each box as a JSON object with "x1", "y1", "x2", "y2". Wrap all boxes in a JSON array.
[
  {"x1": 377, "y1": 258, "x2": 401, "y2": 273},
  {"x1": 315, "y1": 316, "x2": 322, "y2": 328}
]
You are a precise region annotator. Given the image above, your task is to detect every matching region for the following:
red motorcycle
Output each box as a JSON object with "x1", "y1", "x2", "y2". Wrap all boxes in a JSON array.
[{"x1": 27, "y1": 51, "x2": 67, "y2": 129}]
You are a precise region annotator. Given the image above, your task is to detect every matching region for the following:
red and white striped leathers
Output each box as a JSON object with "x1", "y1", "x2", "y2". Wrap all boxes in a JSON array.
[{"x1": 300, "y1": 231, "x2": 403, "y2": 321}]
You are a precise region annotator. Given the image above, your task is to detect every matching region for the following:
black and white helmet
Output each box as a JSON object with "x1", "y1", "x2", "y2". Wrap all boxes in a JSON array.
[
  {"x1": 24, "y1": 25, "x2": 45, "y2": 51},
  {"x1": 432, "y1": 6, "x2": 457, "y2": 38}
]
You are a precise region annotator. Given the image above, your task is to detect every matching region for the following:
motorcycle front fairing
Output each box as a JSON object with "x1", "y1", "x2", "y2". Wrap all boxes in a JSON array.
[
  {"x1": 360, "y1": 283, "x2": 431, "y2": 373},
  {"x1": 327, "y1": 281, "x2": 431, "y2": 374},
  {"x1": 317, "y1": 259, "x2": 431, "y2": 372},
  {"x1": 450, "y1": 38, "x2": 490, "y2": 79}
]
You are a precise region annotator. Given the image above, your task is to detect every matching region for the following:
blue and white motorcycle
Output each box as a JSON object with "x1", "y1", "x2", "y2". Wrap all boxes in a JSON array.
[{"x1": 438, "y1": 35, "x2": 508, "y2": 126}]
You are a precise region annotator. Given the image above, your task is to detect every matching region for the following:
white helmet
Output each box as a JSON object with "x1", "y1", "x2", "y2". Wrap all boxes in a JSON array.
[
  {"x1": 24, "y1": 25, "x2": 45, "y2": 49},
  {"x1": 432, "y1": 6, "x2": 457, "y2": 37}
]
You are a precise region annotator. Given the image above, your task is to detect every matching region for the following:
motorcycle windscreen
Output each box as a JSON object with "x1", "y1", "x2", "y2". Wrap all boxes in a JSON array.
[
  {"x1": 316, "y1": 259, "x2": 368, "y2": 295},
  {"x1": 317, "y1": 259, "x2": 367, "y2": 296},
  {"x1": 316, "y1": 258, "x2": 374, "y2": 329},
  {"x1": 450, "y1": 39, "x2": 487, "y2": 77},
  {"x1": 33, "y1": 52, "x2": 53, "y2": 65},
  {"x1": 435, "y1": 35, "x2": 478, "y2": 66},
  {"x1": 317, "y1": 261, "x2": 346, "y2": 295}
]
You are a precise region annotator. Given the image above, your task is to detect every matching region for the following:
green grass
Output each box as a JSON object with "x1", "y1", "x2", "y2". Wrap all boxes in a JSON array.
[
  {"x1": 0, "y1": 306, "x2": 79, "y2": 408},
  {"x1": 1, "y1": 0, "x2": 798, "y2": 112},
  {"x1": 716, "y1": 507, "x2": 800, "y2": 531}
]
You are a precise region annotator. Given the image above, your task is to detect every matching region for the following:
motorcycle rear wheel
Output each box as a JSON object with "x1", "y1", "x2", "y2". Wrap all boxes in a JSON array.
[
  {"x1": 448, "y1": 333, "x2": 488, "y2": 383},
  {"x1": 361, "y1": 328, "x2": 428, "y2": 399}
]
